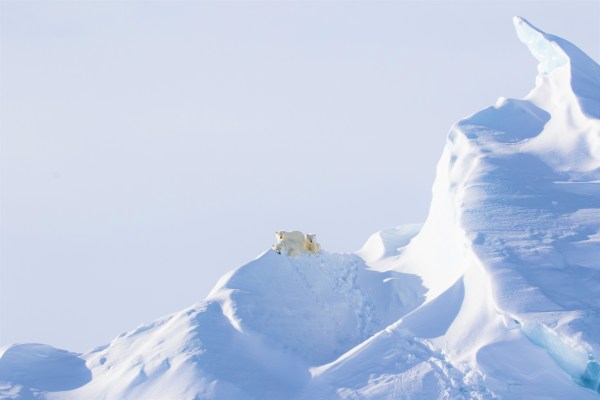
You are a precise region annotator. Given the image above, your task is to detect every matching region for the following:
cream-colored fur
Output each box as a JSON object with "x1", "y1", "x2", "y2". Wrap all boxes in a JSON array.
[
  {"x1": 275, "y1": 230, "x2": 305, "y2": 244},
  {"x1": 273, "y1": 230, "x2": 321, "y2": 256},
  {"x1": 272, "y1": 239, "x2": 304, "y2": 256},
  {"x1": 304, "y1": 233, "x2": 321, "y2": 254}
]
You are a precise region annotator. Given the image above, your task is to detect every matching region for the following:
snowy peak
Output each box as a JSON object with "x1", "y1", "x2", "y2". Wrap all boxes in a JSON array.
[
  {"x1": 415, "y1": 16, "x2": 600, "y2": 396},
  {"x1": 514, "y1": 16, "x2": 600, "y2": 120},
  {"x1": 513, "y1": 16, "x2": 569, "y2": 74},
  {"x1": 510, "y1": 17, "x2": 600, "y2": 176}
]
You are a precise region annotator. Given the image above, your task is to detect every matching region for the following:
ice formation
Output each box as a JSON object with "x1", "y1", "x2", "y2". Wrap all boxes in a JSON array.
[{"x1": 1, "y1": 17, "x2": 599, "y2": 399}]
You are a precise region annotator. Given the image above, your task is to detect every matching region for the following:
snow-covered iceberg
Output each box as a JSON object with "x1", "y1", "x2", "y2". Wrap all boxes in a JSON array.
[{"x1": 1, "y1": 17, "x2": 599, "y2": 399}]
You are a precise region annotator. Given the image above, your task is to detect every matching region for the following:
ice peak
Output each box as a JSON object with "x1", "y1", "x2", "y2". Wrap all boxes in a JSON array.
[
  {"x1": 514, "y1": 16, "x2": 600, "y2": 119},
  {"x1": 513, "y1": 16, "x2": 569, "y2": 74}
]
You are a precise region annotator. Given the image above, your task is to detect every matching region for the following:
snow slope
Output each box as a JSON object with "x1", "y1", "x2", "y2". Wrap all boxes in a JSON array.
[
  {"x1": 0, "y1": 252, "x2": 425, "y2": 400},
  {"x1": 1, "y1": 17, "x2": 599, "y2": 399}
]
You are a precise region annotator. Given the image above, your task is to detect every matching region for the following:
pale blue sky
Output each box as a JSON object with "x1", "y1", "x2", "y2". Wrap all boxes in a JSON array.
[{"x1": 2, "y1": 1, "x2": 599, "y2": 352}]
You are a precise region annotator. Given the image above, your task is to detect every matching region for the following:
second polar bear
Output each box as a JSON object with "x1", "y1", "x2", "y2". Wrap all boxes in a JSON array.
[
  {"x1": 273, "y1": 230, "x2": 321, "y2": 256},
  {"x1": 274, "y1": 231, "x2": 306, "y2": 256},
  {"x1": 272, "y1": 239, "x2": 305, "y2": 256},
  {"x1": 305, "y1": 233, "x2": 321, "y2": 254}
]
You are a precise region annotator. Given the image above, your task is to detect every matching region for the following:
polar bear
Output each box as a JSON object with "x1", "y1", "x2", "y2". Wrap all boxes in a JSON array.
[
  {"x1": 272, "y1": 239, "x2": 305, "y2": 256},
  {"x1": 273, "y1": 230, "x2": 322, "y2": 256},
  {"x1": 305, "y1": 233, "x2": 321, "y2": 254},
  {"x1": 275, "y1": 230, "x2": 305, "y2": 244}
]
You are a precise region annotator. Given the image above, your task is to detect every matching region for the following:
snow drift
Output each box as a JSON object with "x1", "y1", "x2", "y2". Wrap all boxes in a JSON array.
[{"x1": 1, "y1": 17, "x2": 599, "y2": 399}]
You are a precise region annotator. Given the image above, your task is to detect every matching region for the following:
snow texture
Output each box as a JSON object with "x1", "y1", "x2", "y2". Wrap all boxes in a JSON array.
[{"x1": 1, "y1": 16, "x2": 599, "y2": 399}]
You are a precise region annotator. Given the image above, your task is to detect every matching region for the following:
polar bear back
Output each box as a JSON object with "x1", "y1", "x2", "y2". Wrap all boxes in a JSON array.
[
  {"x1": 276, "y1": 230, "x2": 305, "y2": 244},
  {"x1": 273, "y1": 230, "x2": 321, "y2": 256}
]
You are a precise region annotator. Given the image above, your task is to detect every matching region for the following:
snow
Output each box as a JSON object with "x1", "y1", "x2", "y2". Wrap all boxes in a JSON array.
[
  {"x1": 1, "y1": 16, "x2": 600, "y2": 399},
  {"x1": 515, "y1": 17, "x2": 600, "y2": 174},
  {"x1": 513, "y1": 16, "x2": 569, "y2": 74},
  {"x1": 0, "y1": 344, "x2": 90, "y2": 399},
  {"x1": 355, "y1": 224, "x2": 421, "y2": 266}
]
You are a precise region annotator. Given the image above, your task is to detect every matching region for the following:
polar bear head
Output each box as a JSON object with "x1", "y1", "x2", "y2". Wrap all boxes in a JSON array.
[
  {"x1": 272, "y1": 242, "x2": 283, "y2": 254},
  {"x1": 306, "y1": 233, "x2": 317, "y2": 243}
]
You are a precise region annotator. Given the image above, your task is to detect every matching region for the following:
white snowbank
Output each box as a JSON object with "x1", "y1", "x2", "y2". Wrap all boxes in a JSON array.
[{"x1": 0, "y1": 344, "x2": 90, "y2": 399}]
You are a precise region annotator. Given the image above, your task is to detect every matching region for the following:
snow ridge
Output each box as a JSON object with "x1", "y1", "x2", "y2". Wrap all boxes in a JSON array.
[{"x1": 514, "y1": 16, "x2": 600, "y2": 120}]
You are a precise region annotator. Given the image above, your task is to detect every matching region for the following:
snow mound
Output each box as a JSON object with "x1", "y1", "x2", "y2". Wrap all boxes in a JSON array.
[
  {"x1": 207, "y1": 250, "x2": 426, "y2": 366},
  {"x1": 0, "y1": 344, "x2": 90, "y2": 399},
  {"x1": 36, "y1": 250, "x2": 425, "y2": 399},
  {"x1": 355, "y1": 224, "x2": 422, "y2": 265}
]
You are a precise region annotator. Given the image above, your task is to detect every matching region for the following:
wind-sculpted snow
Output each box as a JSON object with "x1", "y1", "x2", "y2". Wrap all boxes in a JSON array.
[
  {"x1": 378, "y1": 15, "x2": 600, "y2": 397},
  {"x1": 0, "y1": 251, "x2": 426, "y2": 399},
  {"x1": 457, "y1": 18, "x2": 600, "y2": 393},
  {"x1": 355, "y1": 224, "x2": 422, "y2": 266},
  {"x1": 298, "y1": 16, "x2": 600, "y2": 398},
  {"x1": 0, "y1": 344, "x2": 91, "y2": 399},
  {"x1": 207, "y1": 251, "x2": 426, "y2": 366},
  {"x1": 1, "y1": 16, "x2": 600, "y2": 399},
  {"x1": 514, "y1": 17, "x2": 600, "y2": 119}
]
